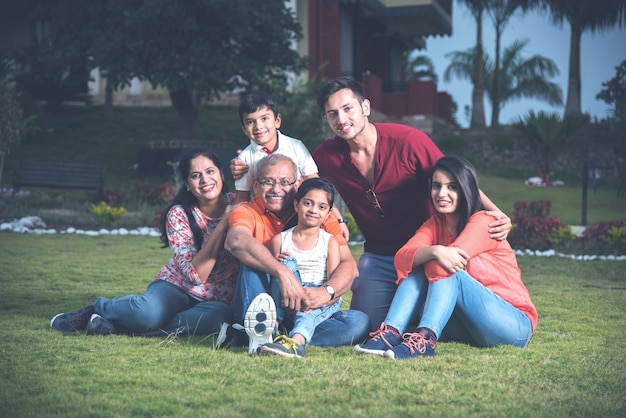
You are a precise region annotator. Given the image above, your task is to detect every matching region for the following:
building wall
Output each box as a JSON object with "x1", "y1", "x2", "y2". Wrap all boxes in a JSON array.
[{"x1": 305, "y1": 0, "x2": 452, "y2": 123}]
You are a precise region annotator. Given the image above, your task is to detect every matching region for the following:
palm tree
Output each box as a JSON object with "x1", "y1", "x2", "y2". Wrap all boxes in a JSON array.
[
  {"x1": 514, "y1": 110, "x2": 586, "y2": 179},
  {"x1": 484, "y1": 39, "x2": 563, "y2": 125},
  {"x1": 530, "y1": 0, "x2": 626, "y2": 117},
  {"x1": 404, "y1": 53, "x2": 438, "y2": 82},
  {"x1": 457, "y1": 0, "x2": 490, "y2": 128},
  {"x1": 446, "y1": 40, "x2": 562, "y2": 126},
  {"x1": 486, "y1": 0, "x2": 526, "y2": 126},
  {"x1": 444, "y1": 48, "x2": 481, "y2": 127}
]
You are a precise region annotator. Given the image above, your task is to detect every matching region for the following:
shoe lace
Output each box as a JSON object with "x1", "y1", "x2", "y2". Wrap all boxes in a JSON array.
[
  {"x1": 401, "y1": 332, "x2": 433, "y2": 355},
  {"x1": 273, "y1": 334, "x2": 299, "y2": 353},
  {"x1": 368, "y1": 322, "x2": 400, "y2": 345}
]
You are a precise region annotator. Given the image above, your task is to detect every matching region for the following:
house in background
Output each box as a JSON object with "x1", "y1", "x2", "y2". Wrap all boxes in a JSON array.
[{"x1": 293, "y1": 0, "x2": 453, "y2": 131}]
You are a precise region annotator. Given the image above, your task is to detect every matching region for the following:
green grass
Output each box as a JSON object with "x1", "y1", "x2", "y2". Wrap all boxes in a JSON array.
[
  {"x1": 479, "y1": 173, "x2": 626, "y2": 225},
  {"x1": 0, "y1": 234, "x2": 625, "y2": 417}
]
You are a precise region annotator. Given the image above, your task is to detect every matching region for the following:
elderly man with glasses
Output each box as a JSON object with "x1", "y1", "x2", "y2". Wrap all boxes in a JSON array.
[
  {"x1": 312, "y1": 76, "x2": 512, "y2": 331},
  {"x1": 225, "y1": 153, "x2": 369, "y2": 354}
]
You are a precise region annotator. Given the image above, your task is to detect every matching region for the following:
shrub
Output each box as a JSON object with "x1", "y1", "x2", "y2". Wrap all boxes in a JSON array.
[
  {"x1": 493, "y1": 132, "x2": 514, "y2": 153},
  {"x1": 508, "y1": 200, "x2": 565, "y2": 250},
  {"x1": 152, "y1": 209, "x2": 166, "y2": 228},
  {"x1": 513, "y1": 200, "x2": 552, "y2": 218},
  {"x1": 437, "y1": 135, "x2": 468, "y2": 155},
  {"x1": 582, "y1": 219, "x2": 625, "y2": 252},
  {"x1": 604, "y1": 225, "x2": 626, "y2": 254},
  {"x1": 90, "y1": 201, "x2": 126, "y2": 227},
  {"x1": 577, "y1": 219, "x2": 626, "y2": 254},
  {"x1": 102, "y1": 187, "x2": 125, "y2": 205},
  {"x1": 509, "y1": 216, "x2": 565, "y2": 251},
  {"x1": 132, "y1": 181, "x2": 175, "y2": 206},
  {"x1": 551, "y1": 225, "x2": 576, "y2": 247},
  {"x1": 343, "y1": 211, "x2": 363, "y2": 241}
]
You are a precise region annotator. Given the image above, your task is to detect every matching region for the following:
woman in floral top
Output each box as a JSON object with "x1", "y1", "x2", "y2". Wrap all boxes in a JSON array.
[{"x1": 50, "y1": 148, "x2": 240, "y2": 337}]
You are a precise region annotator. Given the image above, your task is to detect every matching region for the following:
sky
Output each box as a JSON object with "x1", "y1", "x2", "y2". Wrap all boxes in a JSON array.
[{"x1": 423, "y1": 5, "x2": 626, "y2": 127}]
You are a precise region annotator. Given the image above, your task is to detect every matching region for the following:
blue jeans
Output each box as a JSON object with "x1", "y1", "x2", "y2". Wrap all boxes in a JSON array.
[
  {"x1": 270, "y1": 257, "x2": 341, "y2": 344},
  {"x1": 384, "y1": 267, "x2": 533, "y2": 348},
  {"x1": 349, "y1": 252, "x2": 398, "y2": 331},
  {"x1": 231, "y1": 263, "x2": 369, "y2": 347},
  {"x1": 95, "y1": 280, "x2": 233, "y2": 336}
]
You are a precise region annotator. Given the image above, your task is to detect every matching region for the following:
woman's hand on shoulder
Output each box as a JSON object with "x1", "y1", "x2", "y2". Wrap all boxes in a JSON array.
[{"x1": 216, "y1": 203, "x2": 241, "y2": 234}]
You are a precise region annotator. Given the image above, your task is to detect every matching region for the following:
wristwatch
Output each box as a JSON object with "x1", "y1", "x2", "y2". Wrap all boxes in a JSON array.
[
  {"x1": 337, "y1": 217, "x2": 349, "y2": 224},
  {"x1": 324, "y1": 285, "x2": 335, "y2": 300}
]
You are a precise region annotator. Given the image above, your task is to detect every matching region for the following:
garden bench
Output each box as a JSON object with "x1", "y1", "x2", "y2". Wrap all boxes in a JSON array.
[{"x1": 12, "y1": 160, "x2": 106, "y2": 199}]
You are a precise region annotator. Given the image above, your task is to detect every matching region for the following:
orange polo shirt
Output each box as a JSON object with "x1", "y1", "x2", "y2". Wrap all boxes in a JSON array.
[
  {"x1": 394, "y1": 211, "x2": 537, "y2": 331},
  {"x1": 229, "y1": 196, "x2": 347, "y2": 249}
]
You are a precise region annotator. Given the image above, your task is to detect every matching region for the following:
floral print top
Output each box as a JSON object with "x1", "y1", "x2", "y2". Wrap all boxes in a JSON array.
[{"x1": 154, "y1": 193, "x2": 239, "y2": 303}]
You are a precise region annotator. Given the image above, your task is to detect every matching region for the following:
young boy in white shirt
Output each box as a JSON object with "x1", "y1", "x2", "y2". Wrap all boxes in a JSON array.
[{"x1": 234, "y1": 91, "x2": 348, "y2": 238}]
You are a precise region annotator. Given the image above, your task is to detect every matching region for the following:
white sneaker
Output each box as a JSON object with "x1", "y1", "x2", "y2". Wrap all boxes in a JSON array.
[{"x1": 244, "y1": 293, "x2": 276, "y2": 354}]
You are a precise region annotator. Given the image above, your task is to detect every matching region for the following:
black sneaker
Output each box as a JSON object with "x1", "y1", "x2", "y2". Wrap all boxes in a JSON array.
[
  {"x1": 50, "y1": 305, "x2": 95, "y2": 332},
  {"x1": 260, "y1": 335, "x2": 306, "y2": 358},
  {"x1": 353, "y1": 322, "x2": 402, "y2": 356},
  {"x1": 244, "y1": 293, "x2": 276, "y2": 354},
  {"x1": 85, "y1": 314, "x2": 119, "y2": 336},
  {"x1": 384, "y1": 328, "x2": 437, "y2": 360}
]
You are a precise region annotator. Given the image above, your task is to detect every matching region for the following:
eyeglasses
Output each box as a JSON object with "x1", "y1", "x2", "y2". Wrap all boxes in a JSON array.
[
  {"x1": 258, "y1": 178, "x2": 297, "y2": 189},
  {"x1": 365, "y1": 189, "x2": 384, "y2": 217}
]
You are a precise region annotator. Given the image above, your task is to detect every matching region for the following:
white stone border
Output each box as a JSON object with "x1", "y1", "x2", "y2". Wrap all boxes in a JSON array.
[
  {"x1": 2, "y1": 217, "x2": 625, "y2": 260},
  {"x1": 0, "y1": 216, "x2": 160, "y2": 237}
]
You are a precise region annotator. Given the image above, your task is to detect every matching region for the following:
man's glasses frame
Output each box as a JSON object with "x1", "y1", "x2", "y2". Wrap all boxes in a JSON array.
[
  {"x1": 365, "y1": 189, "x2": 384, "y2": 217},
  {"x1": 257, "y1": 178, "x2": 297, "y2": 189}
]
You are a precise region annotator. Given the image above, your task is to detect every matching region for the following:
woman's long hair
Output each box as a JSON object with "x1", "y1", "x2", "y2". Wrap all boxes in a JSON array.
[
  {"x1": 432, "y1": 156, "x2": 485, "y2": 236},
  {"x1": 159, "y1": 148, "x2": 227, "y2": 248}
]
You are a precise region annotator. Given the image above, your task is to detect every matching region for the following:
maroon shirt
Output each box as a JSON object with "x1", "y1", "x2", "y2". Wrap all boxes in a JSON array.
[{"x1": 313, "y1": 123, "x2": 443, "y2": 256}]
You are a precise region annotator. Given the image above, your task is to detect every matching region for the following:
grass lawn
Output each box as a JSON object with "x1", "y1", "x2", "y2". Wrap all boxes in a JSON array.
[{"x1": 0, "y1": 234, "x2": 624, "y2": 417}]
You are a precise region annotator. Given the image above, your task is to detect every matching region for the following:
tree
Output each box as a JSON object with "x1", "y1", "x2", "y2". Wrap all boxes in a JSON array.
[
  {"x1": 484, "y1": 39, "x2": 562, "y2": 125},
  {"x1": 530, "y1": 0, "x2": 626, "y2": 117},
  {"x1": 457, "y1": 0, "x2": 490, "y2": 128},
  {"x1": 9, "y1": 0, "x2": 93, "y2": 111},
  {"x1": 404, "y1": 53, "x2": 438, "y2": 82},
  {"x1": 122, "y1": 0, "x2": 305, "y2": 139},
  {"x1": 444, "y1": 48, "x2": 481, "y2": 123},
  {"x1": 514, "y1": 110, "x2": 587, "y2": 179},
  {"x1": 596, "y1": 60, "x2": 626, "y2": 119},
  {"x1": 596, "y1": 60, "x2": 626, "y2": 196},
  {"x1": 15, "y1": 0, "x2": 305, "y2": 139},
  {"x1": 485, "y1": 0, "x2": 528, "y2": 126},
  {"x1": 0, "y1": 89, "x2": 37, "y2": 190},
  {"x1": 446, "y1": 40, "x2": 562, "y2": 126},
  {"x1": 84, "y1": 0, "x2": 137, "y2": 118}
]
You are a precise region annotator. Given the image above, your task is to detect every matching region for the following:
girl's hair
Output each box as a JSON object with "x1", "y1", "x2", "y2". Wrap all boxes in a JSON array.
[
  {"x1": 238, "y1": 91, "x2": 278, "y2": 125},
  {"x1": 159, "y1": 148, "x2": 227, "y2": 248},
  {"x1": 294, "y1": 177, "x2": 336, "y2": 209},
  {"x1": 432, "y1": 156, "x2": 485, "y2": 236},
  {"x1": 317, "y1": 76, "x2": 365, "y2": 112}
]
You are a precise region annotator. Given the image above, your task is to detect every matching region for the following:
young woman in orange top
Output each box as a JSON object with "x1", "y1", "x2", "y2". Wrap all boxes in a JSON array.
[{"x1": 354, "y1": 156, "x2": 537, "y2": 359}]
